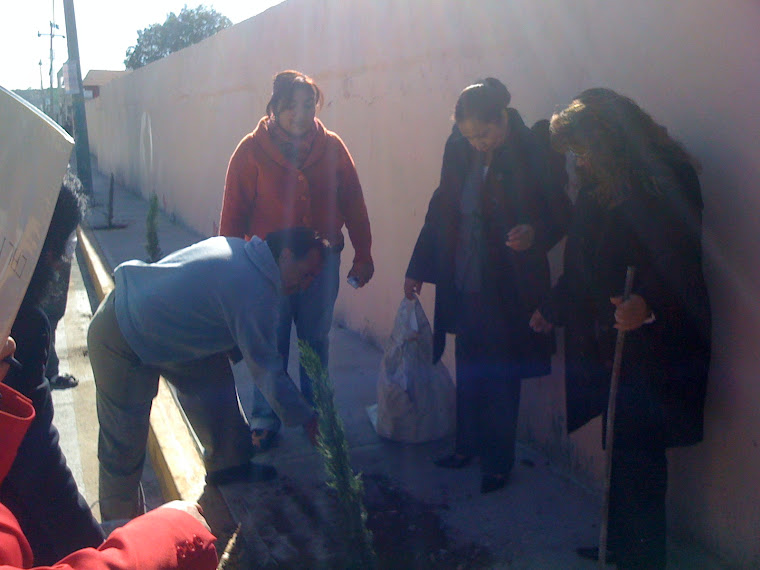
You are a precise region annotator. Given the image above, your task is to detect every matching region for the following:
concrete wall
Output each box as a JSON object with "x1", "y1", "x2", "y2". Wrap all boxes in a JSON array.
[{"x1": 85, "y1": 0, "x2": 760, "y2": 564}]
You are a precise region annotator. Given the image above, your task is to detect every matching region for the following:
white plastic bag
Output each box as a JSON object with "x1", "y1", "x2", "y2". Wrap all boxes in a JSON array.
[{"x1": 369, "y1": 297, "x2": 455, "y2": 443}]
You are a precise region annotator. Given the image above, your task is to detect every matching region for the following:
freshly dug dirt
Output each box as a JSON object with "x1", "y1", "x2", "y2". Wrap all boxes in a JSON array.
[
  {"x1": 215, "y1": 472, "x2": 492, "y2": 569},
  {"x1": 363, "y1": 473, "x2": 493, "y2": 569}
]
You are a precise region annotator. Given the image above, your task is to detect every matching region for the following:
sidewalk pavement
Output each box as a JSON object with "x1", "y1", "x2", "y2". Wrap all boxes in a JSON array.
[{"x1": 57, "y1": 168, "x2": 726, "y2": 568}]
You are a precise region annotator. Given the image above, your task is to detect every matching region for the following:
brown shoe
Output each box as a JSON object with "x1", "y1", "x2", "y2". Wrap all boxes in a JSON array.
[{"x1": 251, "y1": 429, "x2": 278, "y2": 452}]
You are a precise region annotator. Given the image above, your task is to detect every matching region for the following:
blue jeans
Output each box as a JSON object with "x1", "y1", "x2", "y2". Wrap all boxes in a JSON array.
[{"x1": 249, "y1": 250, "x2": 340, "y2": 431}]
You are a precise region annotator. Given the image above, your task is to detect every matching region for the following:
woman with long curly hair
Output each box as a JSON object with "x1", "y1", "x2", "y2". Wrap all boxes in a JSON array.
[{"x1": 531, "y1": 88, "x2": 711, "y2": 568}]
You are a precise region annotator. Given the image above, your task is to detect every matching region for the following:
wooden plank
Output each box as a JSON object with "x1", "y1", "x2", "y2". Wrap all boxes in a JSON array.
[
  {"x1": 61, "y1": 256, "x2": 102, "y2": 518},
  {"x1": 76, "y1": 227, "x2": 114, "y2": 300},
  {"x1": 147, "y1": 378, "x2": 206, "y2": 502}
]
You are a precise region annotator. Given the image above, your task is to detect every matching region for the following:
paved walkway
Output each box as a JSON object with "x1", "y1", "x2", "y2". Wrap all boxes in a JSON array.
[{"x1": 53, "y1": 168, "x2": 728, "y2": 567}]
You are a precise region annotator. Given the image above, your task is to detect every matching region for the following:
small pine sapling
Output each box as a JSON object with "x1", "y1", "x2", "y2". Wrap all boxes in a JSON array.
[
  {"x1": 145, "y1": 192, "x2": 162, "y2": 262},
  {"x1": 299, "y1": 340, "x2": 376, "y2": 569}
]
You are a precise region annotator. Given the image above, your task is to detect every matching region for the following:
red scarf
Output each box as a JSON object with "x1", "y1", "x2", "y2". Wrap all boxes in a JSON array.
[{"x1": 268, "y1": 118, "x2": 317, "y2": 169}]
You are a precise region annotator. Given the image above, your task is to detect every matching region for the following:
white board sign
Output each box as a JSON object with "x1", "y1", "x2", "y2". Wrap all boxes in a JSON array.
[{"x1": 0, "y1": 85, "x2": 74, "y2": 339}]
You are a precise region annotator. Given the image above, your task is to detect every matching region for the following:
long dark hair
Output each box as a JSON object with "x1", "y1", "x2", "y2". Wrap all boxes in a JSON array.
[
  {"x1": 22, "y1": 172, "x2": 86, "y2": 308},
  {"x1": 550, "y1": 87, "x2": 699, "y2": 206},
  {"x1": 265, "y1": 70, "x2": 324, "y2": 118}
]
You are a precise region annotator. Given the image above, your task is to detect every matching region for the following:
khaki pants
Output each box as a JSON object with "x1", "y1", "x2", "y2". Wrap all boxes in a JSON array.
[{"x1": 87, "y1": 290, "x2": 253, "y2": 521}]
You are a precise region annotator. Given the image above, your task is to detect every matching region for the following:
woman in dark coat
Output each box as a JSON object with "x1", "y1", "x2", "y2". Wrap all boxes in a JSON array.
[
  {"x1": 531, "y1": 88, "x2": 711, "y2": 568},
  {"x1": 1, "y1": 174, "x2": 106, "y2": 564},
  {"x1": 405, "y1": 78, "x2": 571, "y2": 494}
]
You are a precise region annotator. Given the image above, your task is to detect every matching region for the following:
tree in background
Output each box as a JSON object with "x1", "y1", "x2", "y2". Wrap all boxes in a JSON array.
[{"x1": 124, "y1": 4, "x2": 231, "y2": 70}]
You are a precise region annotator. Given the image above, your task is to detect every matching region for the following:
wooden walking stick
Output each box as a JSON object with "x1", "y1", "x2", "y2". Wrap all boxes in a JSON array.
[
  {"x1": 598, "y1": 266, "x2": 636, "y2": 568},
  {"x1": 216, "y1": 523, "x2": 242, "y2": 570}
]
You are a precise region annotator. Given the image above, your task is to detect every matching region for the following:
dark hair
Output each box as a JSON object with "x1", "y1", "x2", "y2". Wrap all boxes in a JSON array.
[
  {"x1": 22, "y1": 172, "x2": 87, "y2": 308},
  {"x1": 454, "y1": 78, "x2": 511, "y2": 124},
  {"x1": 530, "y1": 119, "x2": 551, "y2": 147},
  {"x1": 550, "y1": 87, "x2": 699, "y2": 204},
  {"x1": 265, "y1": 227, "x2": 328, "y2": 263},
  {"x1": 265, "y1": 70, "x2": 324, "y2": 118}
]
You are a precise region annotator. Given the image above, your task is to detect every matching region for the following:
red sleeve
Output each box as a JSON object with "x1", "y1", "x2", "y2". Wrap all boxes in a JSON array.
[
  {"x1": 334, "y1": 136, "x2": 372, "y2": 264},
  {"x1": 0, "y1": 504, "x2": 33, "y2": 569},
  {"x1": 220, "y1": 136, "x2": 258, "y2": 238},
  {"x1": 0, "y1": 507, "x2": 217, "y2": 570}
]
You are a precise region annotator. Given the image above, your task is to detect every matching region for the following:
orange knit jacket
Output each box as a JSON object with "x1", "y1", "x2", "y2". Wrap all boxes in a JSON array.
[{"x1": 220, "y1": 117, "x2": 372, "y2": 264}]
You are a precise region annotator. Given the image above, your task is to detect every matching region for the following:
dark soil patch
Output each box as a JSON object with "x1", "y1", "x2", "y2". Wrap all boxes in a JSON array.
[
  {"x1": 214, "y1": 472, "x2": 492, "y2": 569},
  {"x1": 362, "y1": 474, "x2": 493, "y2": 569}
]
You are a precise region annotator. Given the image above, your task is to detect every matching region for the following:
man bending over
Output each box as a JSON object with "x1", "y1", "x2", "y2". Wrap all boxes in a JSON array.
[{"x1": 87, "y1": 227, "x2": 324, "y2": 521}]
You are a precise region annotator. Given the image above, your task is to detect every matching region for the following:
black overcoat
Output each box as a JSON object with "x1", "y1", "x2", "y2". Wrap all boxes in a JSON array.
[
  {"x1": 1, "y1": 306, "x2": 105, "y2": 563},
  {"x1": 406, "y1": 109, "x2": 572, "y2": 376},
  {"x1": 541, "y1": 162, "x2": 711, "y2": 448}
]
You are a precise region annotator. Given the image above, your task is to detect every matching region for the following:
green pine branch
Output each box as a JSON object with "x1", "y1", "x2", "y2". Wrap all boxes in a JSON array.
[{"x1": 299, "y1": 340, "x2": 376, "y2": 569}]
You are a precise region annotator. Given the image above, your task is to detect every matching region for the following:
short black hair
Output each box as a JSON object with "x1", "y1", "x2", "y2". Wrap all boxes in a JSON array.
[
  {"x1": 454, "y1": 77, "x2": 511, "y2": 124},
  {"x1": 265, "y1": 227, "x2": 328, "y2": 263}
]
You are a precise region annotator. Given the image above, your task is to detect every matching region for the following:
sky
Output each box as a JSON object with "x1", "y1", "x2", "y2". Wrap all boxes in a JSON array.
[{"x1": 0, "y1": 0, "x2": 284, "y2": 91}]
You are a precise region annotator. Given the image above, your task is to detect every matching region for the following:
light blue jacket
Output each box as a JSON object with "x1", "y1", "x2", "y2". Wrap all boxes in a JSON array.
[{"x1": 113, "y1": 236, "x2": 312, "y2": 426}]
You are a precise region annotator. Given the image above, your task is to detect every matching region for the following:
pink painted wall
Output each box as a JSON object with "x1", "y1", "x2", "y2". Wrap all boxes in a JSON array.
[{"x1": 85, "y1": 0, "x2": 760, "y2": 564}]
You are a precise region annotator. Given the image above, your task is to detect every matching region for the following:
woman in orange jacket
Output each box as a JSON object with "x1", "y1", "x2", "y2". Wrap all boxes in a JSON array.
[{"x1": 220, "y1": 70, "x2": 374, "y2": 448}]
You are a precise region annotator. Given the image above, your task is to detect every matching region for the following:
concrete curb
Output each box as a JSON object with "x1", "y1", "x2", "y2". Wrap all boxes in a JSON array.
[{"x1": 77, "y1": 226, "x2": 206, "y2": 505}]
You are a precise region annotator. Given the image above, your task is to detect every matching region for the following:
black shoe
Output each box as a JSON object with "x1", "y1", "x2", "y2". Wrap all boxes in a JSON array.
[
  {"x1": 434, "y1": 454, "x2": 473, "y2": 469},
  {"x1": 480, "y1": 473, "x2": 508, "y2": 494},
  {"x1": 206, "y1": 462, "x2": 277, "y2": 486},
  {"x1": 49, "y1": 373, "x2": 79, "y2": 389},
  {"x1": 576, "y1": 546, "x2": 616, "y2": 564}
]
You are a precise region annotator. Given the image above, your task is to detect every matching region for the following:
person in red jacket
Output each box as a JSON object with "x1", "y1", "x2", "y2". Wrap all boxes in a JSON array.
[
  {"x1": 220, "y1": 70, "x2": 374, "y2": 449},
  {"x1": 1, "y1": 336, "x2": 218, "y2": 569}
]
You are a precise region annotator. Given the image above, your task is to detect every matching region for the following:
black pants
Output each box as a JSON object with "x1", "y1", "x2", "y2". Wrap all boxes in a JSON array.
[
  {"x1": 606, "y1": 347, "x2": 668, "y2": 569},
  {"x1": 454, "y1": 294, "x2": 521, "y2": 476},
  {"x1": 608, "y1": 446, "x2": 667, "y2": 569},
  {"x1": 2, "y1": 306, "x2": 105, "y2": 564},
  {"x1": 41, "y1": 260, "x2": 72, "y2": 379}
]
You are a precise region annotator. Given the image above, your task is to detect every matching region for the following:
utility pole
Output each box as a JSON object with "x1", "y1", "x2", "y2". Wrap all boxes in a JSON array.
[
  {"x1": 62, "y1": 0, "x2": 93, "y2": 196},
  {"x1": 37, "y1": 1, "x2": 64, "y2": 119}
]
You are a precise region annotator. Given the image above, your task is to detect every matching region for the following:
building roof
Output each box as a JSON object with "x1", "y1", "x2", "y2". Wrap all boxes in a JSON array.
[{"x1": 82, "y1": 70, "x2": 129, "y2": 88}]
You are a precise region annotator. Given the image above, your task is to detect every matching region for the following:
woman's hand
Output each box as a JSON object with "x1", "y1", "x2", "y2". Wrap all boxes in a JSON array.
[
  {"x1": 610, "y1": 294, "x2": 650, "y2": 331},
  {"x1": 348, "y1": 260, "x2": 375, "y2": 287},
  {"x1": 506, "y1": 224, "x2": 535, "y2": 251},
  {"x1": 1, "y1": 336, "x2": 16, "y2": 382},
  {"x1": 404, "y1": 278, "x2": 422, "y2": 299},
  {"x1": 529, "y1": 310, "x2": 554, "y2": 333}
]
